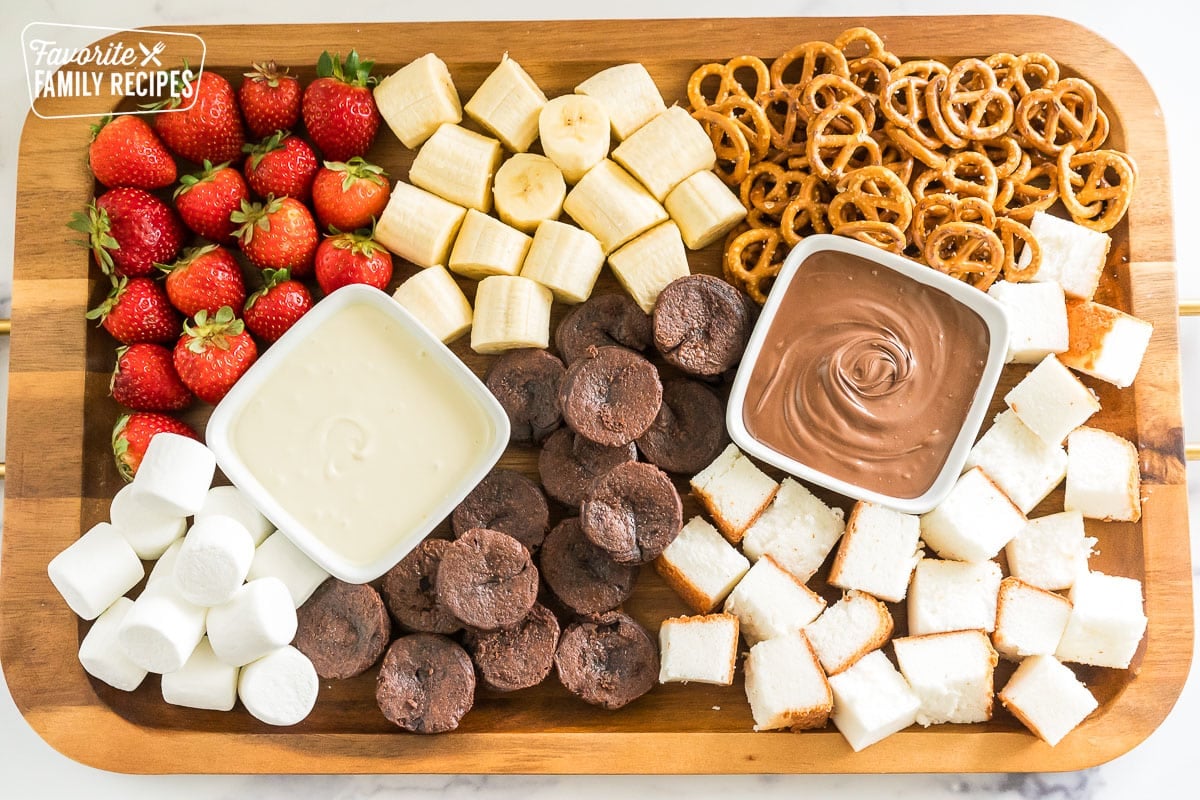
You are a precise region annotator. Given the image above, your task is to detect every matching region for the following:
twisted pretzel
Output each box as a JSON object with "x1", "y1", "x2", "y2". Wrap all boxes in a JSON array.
[
  {"x1": 693, "y1": 108, "x2": 752, "y2": 186},
  {"x1": 924, "y1": 221, "x2": 1005, "y2": 290},
  {"x1": 807, "y1": 103, "x2": 881, "y2": 181},
  {"x1": 770, "y1": 41, "x2": 849, "y2": 93},
  {"x1": 1057, "y1": 143, "x2": 1136, "y2": 232},
  {"x1": 834, "y1": 26, "x2": 900, "y2": 68},
  {"x1": 724, "y1": 226, "x2": 788, "y2": 303},
  {"x1": 828, "y1": 165, "x2": 915, "y2": 232},
  {"x1": 1014, "y1": 77, "x2": 1098, "y2": 156},
  {"x1": 938, "y1": 58, "x2": 1015, "y2": 141},
  {"x1": 996, "y1": 216, "x2": 1042, "y2": 281},
  {"x1": 779, "y1": 174, "x2": 832, "y2": 245}
]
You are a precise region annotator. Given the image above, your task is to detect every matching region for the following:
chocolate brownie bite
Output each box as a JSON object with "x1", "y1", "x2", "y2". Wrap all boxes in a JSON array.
[
  {"x1": 652, "y1": 274, "x2": 751, "y2": 376},
  {"x1": 435, "y1": 528, "x2": 539, "y2": 631},
  {"x1": 380, "y1": 539, "x2": 462, "y2": 635},
  {"x1": 636, "y1": 380, "x2": 729, "y2": 474},
  {"x1": 540, "y1": 517, "x2": 638, "y2": 615},
  {"x1": 452, "y1": 468, "x2": 550, "y2": 554},
  {"x1": 463, "y1": 602, "x2": 561, "y2": 693},
  {"x1": 537, "y1": 428, "x2": 637, "y2": 508},
  {"x1": 376, "y1": 633, "x2": 476, "y2": 734},
  {"x1": 554, "y1": 293, "x2": 653, "y2": 364},
  {"x1": 485, "y1": 348, "x2": 566, "y2": 444},
  {"x1": 581, "y1": 461, "x2": 683, "y2": 565},
  {"x1": 555, "y1": 611, "x2": 659, "y2": 710},
  {"x1": 293, "y1": 579, "x2": 391, "y2": 679},
  {"x1": 559, "y1": 346, "x2": 663, "y2": 447}
]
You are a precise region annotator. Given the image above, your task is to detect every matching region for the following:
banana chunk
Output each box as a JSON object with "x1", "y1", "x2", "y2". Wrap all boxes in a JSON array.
[
  {"x1": 493, "y1": 153, "x2": 566, "y2": 234},
  {"x1": 464, "y1": 54, "x2": 547, "y2": 153},
  {"x1": 449, "y1": 209, "x2": 532, "y2": 280},
  {"x1": 375, "y1": 180, "x2": 466, "y2": 269},
  {"x1": 520, "y1": 220, "x2": 605, "y2": 304},
  {"x1": 665, "y1": 170, "x2": 748, "y2": 250},
  {"x1": 470, "y1": 275, "x2": 554, "y2": 354},
  {"x1": 392, "y1": 266, "x2": 474, "y2": 344},
  {"x1": 374, "y1": 53, "x2": 462, "y2": 149},
  {"x1": 563, "y1": 159, "x2": 668, "y2": 254},
  {"x1": 607, "y1": 221, "x2": 691, "y2": 313},
  {"x1": 409, "y1": 124, "x2": 503, "y2": 212},
  {"x1": 539, "y1": 94, "x2": 611, "y2": 184},
  {"x1": 612, "y1": 106, "x2": 717, "y2": 202},
  {"x1": 575, "y1": 63, "x2": 667, "y2": 141}
]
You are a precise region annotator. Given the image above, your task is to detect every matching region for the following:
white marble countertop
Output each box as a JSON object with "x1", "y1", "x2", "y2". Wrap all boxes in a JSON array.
[{"x1": 1, "y1": 1, "x2": 1196, "y2": 797}]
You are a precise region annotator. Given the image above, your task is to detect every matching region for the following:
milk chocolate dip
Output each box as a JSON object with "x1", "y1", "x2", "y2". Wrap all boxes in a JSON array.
[{"x1": 741, "y1": 250, "x2": 990, "y2": 498}]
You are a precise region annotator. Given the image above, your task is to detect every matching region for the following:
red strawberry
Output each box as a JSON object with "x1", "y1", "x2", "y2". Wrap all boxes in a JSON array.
[
  {"x1": 238, "y1": 61, "x2": 302, "y2": 139},
  {"x1": 173, "y1": 307, "x2": 258, "y2": 403},
  {"x1": 314, "y1": 230, "x2": 394, "y2": 294},
  {"x1": 160, "y1": 244, "x2": 247, "y2": 318},
  {"x1": 243, "y1": 132, "x2": 319, "y2": 202},
  {"x1": 311, "y1": 157, "x2": 390, "y2": 231},
  {"x1": 244, "y1": 268, "x2": 313, "y2": 343},
  {"x1": 86, "y1": 276, "x2": 182, "y2": 344},
  {"x1": 301, "y1": 50, "x2": 381, "y2": 162},
  {"x1": 174, "y1": 160, "x2": 250, "y2": 242},
  {"x1": 112, "y1": 411, "x2": 199, "y2": 481},
  {"x1": 70, "y1": 188, "x2": 185, "y2": 278},
  {"x1": 155, "y1": 71, "x2": 246, "y2": 166},
  {"x1": 88, "y1": 115, "x2": 176, "y2": 190},
  {"x1": 231, "y1": 196, "x2": 319, "y2": 275},
  {"x1": 111, "y1": 343, "x2": 193, "y2": 411}
]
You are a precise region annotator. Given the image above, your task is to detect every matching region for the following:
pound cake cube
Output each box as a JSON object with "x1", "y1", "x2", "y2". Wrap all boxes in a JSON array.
[
  {"x1": 1005, "y1": 510, "x2": 1095, "y2": 592},
  {"x1": 998, "y1": 655, "x2": 1098, "y2": 746},
  {"x1": 658, "y1": 613, "x2": 739, "y2": 686},
  {"x1": 920, "y1": 467, "x2": 1025, "y2": 563},
  {"x1": 804, "y1": 590, "x2": 894, "y2": 676},
  {"x1": 964, "y1": 409, "x2": 1067, "y2": 514},
  {"x1": 690, "y1": 444, "x2": 779, "y2": 543},
  {"x1": 741, "y1": 478, "x2": 846, "y2": 583},
  {"x1": 993, "y1": 577, "x2": 1073, "y2": 660},
  {"x1": 1016, "y1": 211, "x2": 1111, "y2": 301},
  {"x1": 893, "y1": 630, "x2": 998, "y2": 726},
  {"x1": 1004, "y1": 354, "x2": 1100, "y2": 445},
  {"x1": 908, "y1": 558, "x2": 1003, "y2": 636},
  {"x1": 1056, "y1": 571, "x2": 1147, "y2": 669},
  {"x1": 723, "y1": 555, "x2": 826, "y2": 646},
  {"x1": 1065, "y1": 427, "x2": 1142, "y2": 522},
  {"x1": 655, "y1": 516, "x2": 750, "y2": 613},
  {"x1": 744, "y1": 632, "x2": 832, "y2": 731},
  {"x1": 987, "y1": 280, "x2": 1069, "y2": 364},
  {"x1": 828, "y1": 649, "x2": 921, "y2": 752},
  {"x1": 1060, "y1": 299, "x2": 1153, "y2": 389},
  {"x1": 827, "y1": 502, "x2": 922, "y2": 603}
]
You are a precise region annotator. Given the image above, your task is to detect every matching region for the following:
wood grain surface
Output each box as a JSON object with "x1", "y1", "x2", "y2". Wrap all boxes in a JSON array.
[{"x1": 1, "y1": 15, "x2": 1191, "y2": 774}]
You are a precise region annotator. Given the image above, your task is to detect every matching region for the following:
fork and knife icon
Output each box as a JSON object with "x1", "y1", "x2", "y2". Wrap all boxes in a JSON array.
[{"x1": 138, "y1": 41, "x2": 166, "y2": 67}]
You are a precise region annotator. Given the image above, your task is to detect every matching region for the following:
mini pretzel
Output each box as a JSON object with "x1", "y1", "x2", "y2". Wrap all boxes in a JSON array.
[
  {"x1": 806, "y1": 103, "x2": 882, "y2": 181},
  {"x1": 848, "y1": 57, "x2": 892, "y2": 97},
  {"x1": 828, "y1": 165, "x2": 915, "y2": 231},
  {"x1": 1014, "y1": 77, "x2": 1098, "y2": 156},
  {"x1": 740, "y1": 161, "x2": 809, "y2": 217},
  {"x1": 724, "y1": 227, "x2": 788, "y2": 303},
  {"x1": 941, "y1": 150, "x2": 1000, "y2": 206},
  {"x1": 938, "y1": 58, "x2": 1015, "y2": 141},
  {"x1": 924, "y1": 221, "x2": 1005, "y2": 290},
  {"x1": 801, "y1": 74, "x2": 869, "y2": 120},
  {"x1": 875, "y1": 129, "x2": 916, "y2": 185},
  {"x1": 835, "y1": 26, "x2": 901, "y2": 68},
  {"x1": 759, "y1": 88, "x2": 806, "y2": 155},
  {"x1": 834, "y1": 220, "x2": 908, "y2": 254},
  {"x1": 710, "y1": 95, "x2": 773, "y2": 165},
  {"x1": 884, "y1": 122, "x2": 947, "y2": 170},
  {"x1": 779, "y1": 174, "x2": 833, "y2": 244},
  {"x1": 693, "y1": 108, "x2": 752, "y2": 186},
  {"x1": 1057, "y1": 143, "x2": 1136, "y2": 232},
  {"x1": 770, "y1": 41, "x2": 849, "y2": 93},
  {"x1": 1004, "y1": 156, "x2": 1059, "y2": 221},
  {"x1": 923, "y1": 74, "x2": 969, "y2": 149},
  {"x1": 996, "y1": 216, "x2": 1042, "y2": 281},
  {"x1": 911, "y1": 193, "x2": 995, "y2": 252},
  {"x1": 687, "y1": 56, "x2": 771, "y2": 110},
  {"x1": 970, "y1": 134, "x2": 1023, "y2": 178},
  {"x1": 988, "y1": 51, "x2": 1059, "y2": 98}
]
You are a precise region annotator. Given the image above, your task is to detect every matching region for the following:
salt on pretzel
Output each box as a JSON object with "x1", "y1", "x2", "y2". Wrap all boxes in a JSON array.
[
  {"x1": 996, "y1": 216, "x2": 1042, "y2": 281},
  {"x1": 924, "y1": 221, "x2": 1005, "y2": 290},
  {"x1": 1014, "y1": 77, "x2": 1098, "y2": 156},
  {"x1": 724, "y1": 226, "x2": 788, "y2": 303},
  {"x1": 770, "y1": 40, "x2": 849, "y2": 93},
  {"x1": 827, "y1": 165, "x2": 915, "y2": 232},
  {"x1": 938, "y1": 58, "x2": 1015, "y2": 142},
  {"x1": 1057, "y1": 143, "x2": 1137, "y2": 232},
  {"x1": 806, "y1": 103, "x2": 882, "y2": 181}
]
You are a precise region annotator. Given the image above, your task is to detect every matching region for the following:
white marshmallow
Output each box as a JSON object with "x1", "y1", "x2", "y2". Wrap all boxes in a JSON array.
[
  {"x1": 1017, "y1": 211, "x2": 1110, "y2": 300},
  {"x1": 919, "y1": 467, "x2": 1025, "y2": 563},
  {"x1": 131, "y1": 433, "x2": 216, "y2": 516},
  {"x1": 147, "y1": 539, "x2": 184, "y2": 589},
  {"x1": 77, "y1": 597, "x2": 148, "y2": 691},
  {"x1": 1005, "y1": 510, "x2": 1095, "y2": 592},
  {"x1": 237, "y1": 645, "x2": 319, "y2": 726},
  {"x1": 48, "y1": 522, "x2": 145, "y2": 620},
  {"x1": 723, "y1": 555, "x2": 825, "y2": 646},
  {"x1": 1004, "y1": 355, "x2": 1099, "y2": 446},
  {"x1": 109, "y1": 483, "x2": 187, "y2": 560},
  {"x1": 964, "y1": 409, "x2": 1067, "y2": 514},
  {"x1": 206, "y1": 577, "x2": 298, "y2": 667},
  {"x1": 828, "y1": 649, "x2": 920, "y2": 752},
  {"x1": 998, "y1": 655, "x2": 1097, "y2": 746},
  {"x1": 987, "y1": 280, "x2": 1069, "y2": 364},
  {"x1": 246, "y1": 531, "x2": 331, "y2": 608},
  {"x1": 907, "y1": 558, "x2": 1002, "y2": 636},
  {"x1": 117, "y1": 578, "x2": 207, "y2": 674},
  {"x1": 194, "y1": 485, "x2": 274, "y2": 546},
  {"x1": 1065, "y1": 427, "x2": 1142, "y2": 522},
  {"x1": 161, "y1": 637, "x2": 239, "y2": 711},
  {"x1": 1056, "y1": 571, "x2": 1147, "y2": 669},
  {"x1": 741, "y1": 478, "x2": 845, "y2": 583},
  {"x1": 174, "y1": 515, "x2": 256, "y2": 607}
]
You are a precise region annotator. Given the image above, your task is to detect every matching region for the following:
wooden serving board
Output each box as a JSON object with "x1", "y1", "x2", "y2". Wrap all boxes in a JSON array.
[{"x1": 2, "y1": 16, "x2": 1192, "y2": 774}]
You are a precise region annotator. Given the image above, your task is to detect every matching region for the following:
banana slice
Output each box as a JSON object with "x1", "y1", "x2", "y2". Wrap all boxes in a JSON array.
[
  {"x1": 607, "y1": 221, "x2": 691, "y2": 313},
  {"x1": 575, "y1": 63, "x2": 667, "y2": 141},
  {"x1": 612, "y1": 106, "x2": 717, "y2": 202},
  {"x1": 563, "y1": 159, "x2": 668, "y2": 254},
  {"x1": 520, "y1": 220, "x2": 605, "y2": 304},
  {"x1": 449, "y1": 209, "x2": 532, "y2": 280},
  {"x1": 470, "y1": 275, "x2": 554, "y2": 354},
  {"x1": 374, "y1": 53, "x2": 463, "y2": 149},
  {"x1": 464, "y1": 54, "x2": 547, "y2": 153},
  {"x1": 392, "y1": 265, "x2": 473, "y2": 344},
  {"x1": 664, "y1": 169, "x2": 748, "y2": 250},
  {"x1": 375, "y1": 180, "x2": 466, "y2": 268},
  {"x1": 539, "y1": 95, "x2": 611, "y2": 184},
  {"x1": 409, "y1": 124, "x2": 503, "y2": 212},
  {"x1": 493, "y1": 153, "x2": 566, "y2": 234}
]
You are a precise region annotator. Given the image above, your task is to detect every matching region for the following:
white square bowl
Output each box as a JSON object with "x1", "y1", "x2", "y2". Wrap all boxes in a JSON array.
[
  {"x1": 726, "y1": 235, "x2": 1009, "y2": 514},
  {"x1": 206, "y1": 284, "x2": 509, "y2": 583}
]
